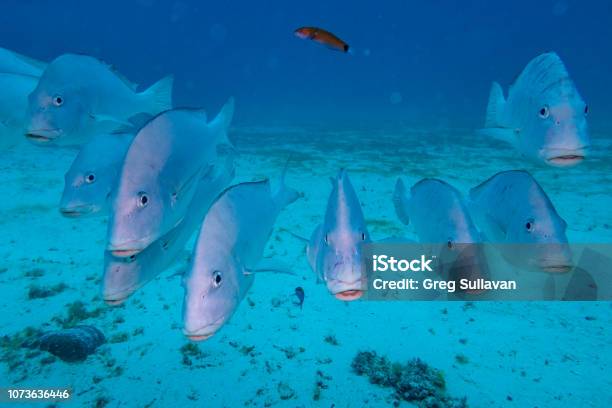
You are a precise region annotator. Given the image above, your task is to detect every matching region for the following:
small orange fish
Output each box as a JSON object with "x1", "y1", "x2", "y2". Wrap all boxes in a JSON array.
[{"x1": 294, "y1": 27, "x2": 349, "y2": 53}]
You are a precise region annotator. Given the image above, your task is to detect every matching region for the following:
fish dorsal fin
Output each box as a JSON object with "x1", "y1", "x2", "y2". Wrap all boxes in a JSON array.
[
  {"x1": 392, "y1": 178, "x2": 411, "y2": 225},
  {"x1": 510, "y1": 52, "x2": 572, "y2": 97},
  {"x1": 98, "y1": 58, "x2": 139, "y2": 91},
  {"x1": 485, "y1": 81, "x2": 506, "y2": 128},
  {"x1": 72, "y1": 53, "x2": 140, "y2": 91},
  {"x1": 10, "y1": 49, "x2": 47, "y2": 72}
]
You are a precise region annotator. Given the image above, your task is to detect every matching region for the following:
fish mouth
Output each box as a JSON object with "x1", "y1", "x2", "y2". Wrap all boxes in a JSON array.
[
  {"x1": 60, "y1": 205, "x2": 96, "y2": 218},
  {"x1": 186, "y1": 333, "x2": 215, "y2": 342},
  {"x1": 540, "y1": 264, "x2": 573, "y2": 274},
  {"x1": 103, "y1": 282, "x2": 141, "y2": 306},
  {"x1": 544, "y1": 146, "x2": 589, "y2": 167},
  {"x1": 546, "y1": 155, "x2": 585, "y2": 166},
  {"x1": 109, "y1": 248, "x2": 143, "y2": 258},
  {"x1": 334, "y1": 290, "x2": 363, "y2": 301},
  {"x1": 104, "y1": 297, "x2": 128, "y2": 306},
  {"x1": 183, "y1": 316, "x2": 225, "y2": 341},
  {"x1": 25, "y1": 129, "x2": 61, "y2": 143}
]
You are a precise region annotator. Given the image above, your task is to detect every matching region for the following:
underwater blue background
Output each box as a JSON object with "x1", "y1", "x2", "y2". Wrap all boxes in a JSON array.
[
  {"x1": 3, "y1": 0, "x2": 612, "y2": 129},
  {"x1": 1, "y1": 1, "x2": 611, "y2": 407}
]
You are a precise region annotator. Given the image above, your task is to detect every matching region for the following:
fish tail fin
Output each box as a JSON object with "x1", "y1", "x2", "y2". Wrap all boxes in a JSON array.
[
  {"x1": 392, "y1": 177, "x2": 411, "y2": 225},
  {"x1": 274, "y1": 156, "x2": 301, "y2": 209},
  {"x1": 141, "y1": 75, "x2": 174, "y2": 114},
  {"x1": 209, "y1": 97, "x2": 235, "y2": 148},
  {"x1": 479, "y1": 81, "x2": 517, "y2": 144},
  {"x1": 485, "y1": 81, "x2": 505, "y2": 128}
]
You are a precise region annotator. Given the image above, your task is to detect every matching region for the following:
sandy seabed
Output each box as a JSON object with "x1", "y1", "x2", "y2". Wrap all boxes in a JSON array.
[{"x1": 0, "y1": 127, "x2": 610, "y2": 407}]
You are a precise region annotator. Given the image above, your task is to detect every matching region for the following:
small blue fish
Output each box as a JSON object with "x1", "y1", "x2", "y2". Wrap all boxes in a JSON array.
[{"x1": 294, "y1": 287, "x2": 305, "y2": 309}]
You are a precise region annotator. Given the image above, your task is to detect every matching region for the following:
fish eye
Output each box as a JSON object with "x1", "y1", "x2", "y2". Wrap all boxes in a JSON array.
[
  {"x1": 525, "y1": 219, "x2": 535, "y2": 232},
  {"x1": 137, "y1": 192, "x2": 149, "y2": 208},
  {"x1": 324, "y1": 234, "x2": 329, "y2": 245},
  {"x1": 361, "y1": 232, "x2": 366, "y2": 241},
  {"x1": 85, "y1": 173, "x2": 96, "y2": 184},
  {"x1": 538, "y1": 105, "x2": 549, "y2": 119},
  {"x1": 53, "y1": 95, "x2": 64, "y2": 107},
  {"x1": 584, "y1": 105, "x2": 589, "y2": 116},
  {"x1": 212, "y1": 270, "x2": 222, "y2": 288}
]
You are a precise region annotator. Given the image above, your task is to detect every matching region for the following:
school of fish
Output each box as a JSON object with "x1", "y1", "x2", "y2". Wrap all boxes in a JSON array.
[{"x1": 0, "y1": 44, "x2": 599, "y2": 340}]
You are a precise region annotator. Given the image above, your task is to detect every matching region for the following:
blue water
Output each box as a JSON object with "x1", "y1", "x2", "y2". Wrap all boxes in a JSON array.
[
  {"x1": 1, "y1": 1, "x2": 611, "y2": 407},
  {"x1": 3, "y1": 0, "x2": 612, "y2": 128}
]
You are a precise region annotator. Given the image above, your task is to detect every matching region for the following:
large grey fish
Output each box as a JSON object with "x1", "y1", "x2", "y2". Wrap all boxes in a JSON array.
[
  {"x1": 393, "y1": 177, "x2": 489, "y2": 294},
  {"x1": 60, "y1": 131, "x2": 134, "y2": 217},
  {"x1": 182, "y1": 175, "x2": 299, "y2": 341},
  {"x1": 307, "y1": 170, "x2": 370, "y2": 301},
  {"x1": 103, "y1": 156, "x2": 235, "y2": 305},
  {"x1": 393, "y1": 178, "x2": 481, "y2": 245},
  {"x1": 106, "y1": 98, "x2": 234, "y2": 258},
  {"x1": 0, "y1": 47, "x2": 46, "y2": 76},
  {"x1": 25, "y1": 53, "x2": 173, "y2": 145},
  {"x1": 482, "y1": 52, "x2": 590, "y2": 167},
  {"x1": 468, "y1": 170, "x2": 572, "y2": 273},
  {"x1": 0, "y1": 73, "x2": 39, "y2": 148}
]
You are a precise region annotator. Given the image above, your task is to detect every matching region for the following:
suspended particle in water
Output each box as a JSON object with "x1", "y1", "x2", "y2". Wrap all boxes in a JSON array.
[
  {"x1": 553, "y1": 1, "x2": 569, "y2": 16},
  {"x1": 390, "y1": 91, "x2": 402, "y2": 105},
  {"x1": 210, "y1": 23, "x2": 228, "y2": 44}
]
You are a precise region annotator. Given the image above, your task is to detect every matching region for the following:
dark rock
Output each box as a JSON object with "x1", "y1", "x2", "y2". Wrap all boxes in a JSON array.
[{"x1": 29, "y1": 325, "x2": 105, "y2": 362}]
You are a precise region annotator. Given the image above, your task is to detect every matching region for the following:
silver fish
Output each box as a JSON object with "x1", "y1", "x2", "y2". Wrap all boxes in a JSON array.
[
  {"x1": 25, "y1": 53, "x2": 173, "y2": 145},
  {"x1": 0, "y1": 47, "x2": 46, "y2": 76},
  {"x1": 393, "y1": 177, "x2": 489, "y2": 294},
  {"x1": 182, "y1": 175, "x2": 299, "y2": 341},
  {"x1": 0, "y1": 73, "x2": 39, "y2": 148},
  {"x1": 468, "y1": 170, "x2": 572, "y2": 273},
  {"x1": 107, "y1": 98, "x2": 234, "y2": 258},
  {"x1": 482, "y1": 52, "x2": 590, "y2": 167},
  {"x1": 393, "y1": 178, "x2": 481, "y2": 245},
  {"x1": 60, "y1": 132, "x2": 134, "y2": 217},
  {"x1": 307, "y1": 170, "x2": 370, "y2": 301},
  {"x1": 103, "y1": 156, "x2": 235, "y2": 305}
]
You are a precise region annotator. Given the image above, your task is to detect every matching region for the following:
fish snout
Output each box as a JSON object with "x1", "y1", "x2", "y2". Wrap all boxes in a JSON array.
[
  {"x1": 106, "y1": 233, "x2": 152, "y2": 258},
  {"x1": 25, "y1": 113, "x2": 62, "y2": 144},
  {"x1": 59, "y1": 203, "x2": 97, "y2": 218},
  {"x1": 542, "y1": 145, "x2": 590, "y2": 167},
  {"x1": 326, "y1": 259, "x2": 366, "y2": 301},
  {"x1": 535, "y1": 244, "x2": 573, "y2": 273}
]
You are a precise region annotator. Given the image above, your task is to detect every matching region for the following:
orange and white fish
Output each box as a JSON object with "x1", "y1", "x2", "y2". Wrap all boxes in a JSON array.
[{"x1": 294, "y1": 27, "x2": 349, "y2": 53}]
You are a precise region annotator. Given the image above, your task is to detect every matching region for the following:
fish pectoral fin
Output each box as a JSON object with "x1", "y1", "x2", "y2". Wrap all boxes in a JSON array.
[
  {"x1": 244, "y1": 259, "x2": 295, "y2": 276},
  {"x1": 89, "y1": 113, "x2": 133, "y2": 127},
  {"x1": 282, "y1": 228, "x2": 309, "y2": 243},
  {"x1": 172, "y1": 168, "x2": 205, "y2": 204},
  {"x1": 484, "y1": 212, "x2": 507, "y2": 240}
]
